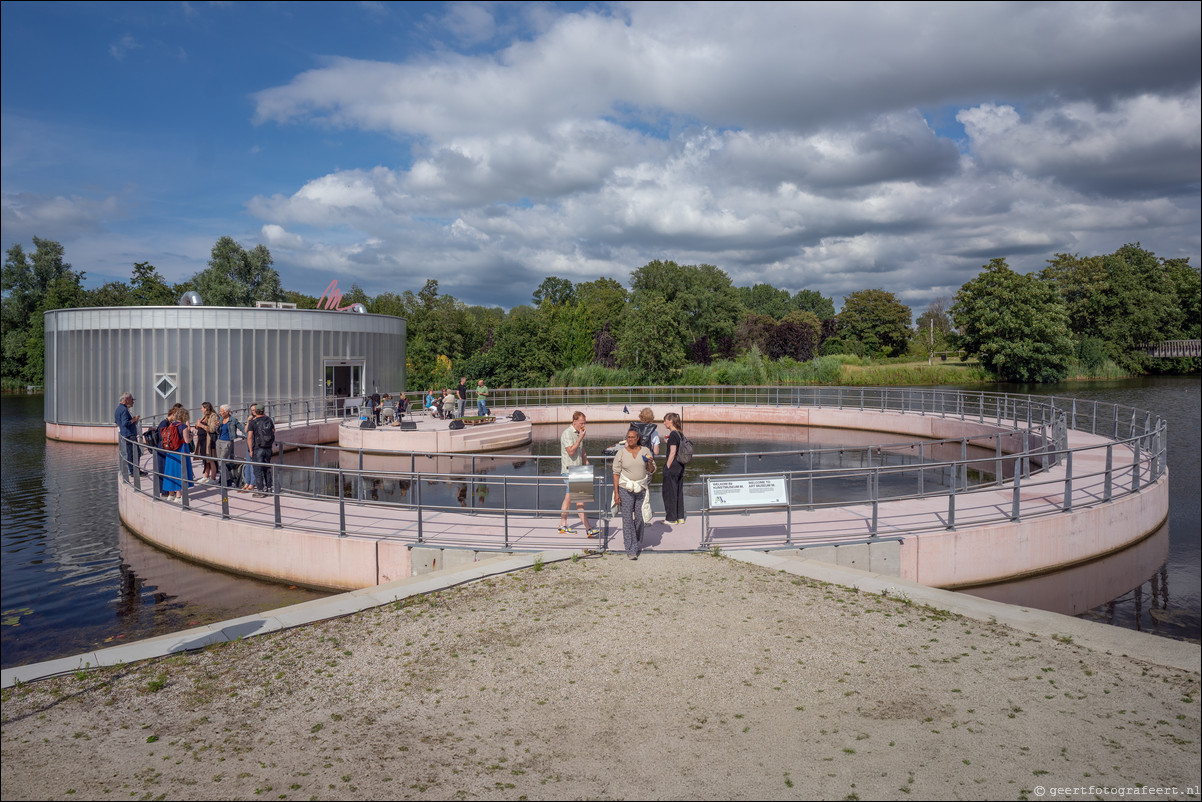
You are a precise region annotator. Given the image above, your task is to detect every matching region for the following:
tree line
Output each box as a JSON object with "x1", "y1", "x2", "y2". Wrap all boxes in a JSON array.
[{"x1": 3, "y1": 235, "x2": 1198, "y2": 390}]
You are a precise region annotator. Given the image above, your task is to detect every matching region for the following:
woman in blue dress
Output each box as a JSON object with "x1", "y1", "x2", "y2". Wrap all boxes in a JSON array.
[{"x1": 161, "y1": 407, "x2": 195, "y2": 502}]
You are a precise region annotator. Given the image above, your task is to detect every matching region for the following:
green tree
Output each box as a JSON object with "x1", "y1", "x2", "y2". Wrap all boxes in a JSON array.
[
  {"x1": 630, "y1": 261, "x2": 742, "y2": 358},
  {"x1": 616, "y1": 289, "x2": 687, "y2": 380},
  {"x1": 1041, "y1": 245, "x2": 1187, "y2": 371},
  {"x1": 1162, "y1": 258, "x2": 1201, "y2": 339},
  {"x1": 531, "y1": 276, "x2": 576, "y2": 307},
  {"x1": 575, "y1": 277, "x2": 628, "y2": 336},
  {"x1": 2, "y1": 238, "x2": 86, "y2": 384},
  {"x1": 130, "y1": 261, "x2": 176, "y2": 306},
  {"x1": 953, "y1": 258, "x2": 1074, "y2": 382},
  {"x1": 913, "y1": 297, "x2": 953, "y2": 358},
  {"x1": 190, "y1": 237, "x2": 283, "y2": 306},
  {"x1": 791, "y1": 289, "x2": 836, "y2": 320},
  {"x1": 836, "y1": 289, "x2": 912, "y2": 357},
  {"x1": 737, "y1": 283, "x2": 792, "y2": 319}
]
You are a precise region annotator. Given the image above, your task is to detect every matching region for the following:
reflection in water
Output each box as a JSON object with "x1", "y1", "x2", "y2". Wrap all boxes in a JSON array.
[
  {"x1": 962, "y1": 523, "x2": 1197, "y2": 640},
  {"x1": 1, "y1": 392, "x2": 326, "y2": 669}
]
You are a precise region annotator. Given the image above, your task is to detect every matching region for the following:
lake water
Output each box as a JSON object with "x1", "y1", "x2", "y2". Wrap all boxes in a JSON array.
[{"x1": 2, "y1": 378, "x2": 1198, "y2": 669}]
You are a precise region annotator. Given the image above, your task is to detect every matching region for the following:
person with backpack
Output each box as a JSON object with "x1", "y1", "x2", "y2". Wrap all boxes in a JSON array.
[
  {"x1": 161, "y1": 406, "x2": 195, "y2": 502},
  {"x1": 155, "y1": 403, "x2": 184, "y2": 495},
  {"x1": 628, "y1": 408, "x2": 661, "y2": 522},
  {"x1": 662, "y1": 412, "x2": 690, "y2": 525},
  {"x1": 246, "y1": 403, "x2": 276, "y2": 498}
]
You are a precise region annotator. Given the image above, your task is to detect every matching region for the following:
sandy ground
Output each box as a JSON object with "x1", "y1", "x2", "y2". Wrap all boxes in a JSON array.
[{"x1": 2, "y1": 554, "x2": 1199, "y2": 801}]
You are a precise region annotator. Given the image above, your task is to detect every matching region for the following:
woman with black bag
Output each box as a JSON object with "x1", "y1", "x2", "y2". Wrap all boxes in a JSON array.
[{"x1": 662, "y1": 412, "x2": 686, "y2": 525}]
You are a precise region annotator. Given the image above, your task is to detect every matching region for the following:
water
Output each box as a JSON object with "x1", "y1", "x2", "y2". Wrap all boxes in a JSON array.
[
  {"x1": 2, "y1": 378, "x2": 1198, "y2": 669},
  {"x1": 1, "y1": 392, "x2": 327, "y2": 669}
]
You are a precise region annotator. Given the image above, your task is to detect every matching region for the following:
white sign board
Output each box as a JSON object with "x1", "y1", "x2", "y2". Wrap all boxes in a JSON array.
[{"x1": 707, "y1": 476, "x2": 789, "y2": 509}]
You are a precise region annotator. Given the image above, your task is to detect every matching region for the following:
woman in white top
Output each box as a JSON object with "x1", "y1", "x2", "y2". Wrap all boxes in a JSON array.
[{"x1": 612, "y1": 427, "x2": 655, "y2": 560}]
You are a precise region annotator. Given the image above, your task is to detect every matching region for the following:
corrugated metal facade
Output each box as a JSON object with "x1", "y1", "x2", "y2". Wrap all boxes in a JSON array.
[{"x1": 44, "y1": 306, "x2": 406, "y2": 426}]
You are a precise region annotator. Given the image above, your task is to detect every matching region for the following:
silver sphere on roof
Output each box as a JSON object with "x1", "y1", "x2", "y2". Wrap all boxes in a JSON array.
[
  {"x1": 349, "y1": 303, "x2": 367, "y2": 314},
  {"x1": 178, "y1": 290, "x2": 203, "y2": 306}
]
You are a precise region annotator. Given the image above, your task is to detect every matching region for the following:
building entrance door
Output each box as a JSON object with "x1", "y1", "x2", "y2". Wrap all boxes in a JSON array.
[{"x1": 324, "y1": 360, "x2": 365, "y2": 414}]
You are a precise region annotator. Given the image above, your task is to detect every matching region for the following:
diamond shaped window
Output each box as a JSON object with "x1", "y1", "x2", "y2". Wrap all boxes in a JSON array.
[{"x1": 154, "y1": 374, "x2": 178, "y2": 400}]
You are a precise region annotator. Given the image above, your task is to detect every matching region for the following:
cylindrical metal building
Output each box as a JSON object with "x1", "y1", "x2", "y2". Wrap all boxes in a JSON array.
[{"x1": 44, "y1": 306, "x2": 406, "y2": 442}]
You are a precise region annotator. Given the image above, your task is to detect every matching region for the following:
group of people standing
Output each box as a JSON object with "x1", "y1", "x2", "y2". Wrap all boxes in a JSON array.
[
  {"x1": 423, "y1": 377, "x2": 489, "y2": 419},
  {"x1": 115, "y1": 393, "x2": 277, "y2": 502},
  {"x1": 558, "y1": 407, "x2": 689, "y2": 560}
]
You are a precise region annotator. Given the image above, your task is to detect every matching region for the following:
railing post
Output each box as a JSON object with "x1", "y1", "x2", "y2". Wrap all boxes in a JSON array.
[
  {"x1": 918, "y1": 442, "x2": 924, "y2": 496},
  {"x1": 503, "y1": 477, "x2": 510, "y2": 549},
  {"x1": 273, "y1": 483, "x2": 282, "y2": 528},
  {"x1": 339, "y1": 470, "x2": 346, "y2": 537},
  {"x1": 1011, "y1": 458, "x2": 1022, "y2": 521},
  {"x1": 995, "y1": 435, "x2": 1003, "y2": 488},
  {"x1": 870, "y1": 468, "x2": 878, "y2": 536},
  {"x1": 1131, "y1": 437, "x2": 1141, "y2": 492},
  {"x1": 1104, "y1": 444, "x2": 1113, "y2": 501},
  {"x1": 960, "y1": 439, "x2": 967, "y2": 491},
  {"x1": 947, "y1": 480, "x2": 956, "y2": 530},
  {"x1": 1063, "y1": 451, "x2": 1073, "y2": 511},
  {"x1": 469, "y1": 456, "x2": 476, "y2": 516},
  {"x1": 358, "y1": 450, "x2": 364, "y2": 501},
  {"x1": 416, "y1": 473, "x2": 423, "y2": 543}
]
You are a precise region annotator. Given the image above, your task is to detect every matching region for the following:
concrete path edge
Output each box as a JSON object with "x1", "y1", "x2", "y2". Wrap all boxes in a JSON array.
[
  {"x1": 1, "y1": 551, "x2": 575, "y2": 689},
  {"x1": 725, "y1": 550, "x2": 1200, "y2": 674}
]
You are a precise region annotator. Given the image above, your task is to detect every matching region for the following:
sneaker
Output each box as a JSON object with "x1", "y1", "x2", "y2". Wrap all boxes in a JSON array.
[
  {"x1": 557, "y1": 526, "x2": 574, "y2": 534},
  {"x1": 253, "y1": 492, "x2": 267, "y2": 498},
  {"x1": 586, "y1": 528, "x2": 600, "y2": 538}
]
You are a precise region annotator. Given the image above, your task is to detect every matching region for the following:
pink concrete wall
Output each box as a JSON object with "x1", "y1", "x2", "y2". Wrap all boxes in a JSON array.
[
  {"x1": 904, "y1": 477, "x2": 1169, "y2": 588},
  {"x1": 46, "y1": 422, "x2": 118, "y2": 443},
  {"x1": 115, "y1": 404, "x2": 1168, "y2": 592}
]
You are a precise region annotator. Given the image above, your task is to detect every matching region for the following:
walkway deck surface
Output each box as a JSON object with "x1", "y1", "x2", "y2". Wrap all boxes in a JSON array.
[{"x1": 136, "y1": 425, "x2": 1140, "y2": 555}]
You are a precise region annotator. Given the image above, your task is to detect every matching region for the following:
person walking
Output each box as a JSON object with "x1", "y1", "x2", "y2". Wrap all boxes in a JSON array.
[
  {"x1": 612, "y1": 427, "x2": 655, "y2": 559},
  {"x1": 114, "y1": 392, "x2": 142, "y2": 479},
  {"x1": 630, "y1": 407, "x2": 661, "y2": 523},
  {"x1": 558, "y1": 411, "x2": 599, "y2": 537},
  {"x1": 662, "y1": 412, "x2": 686, "y2": 524}
]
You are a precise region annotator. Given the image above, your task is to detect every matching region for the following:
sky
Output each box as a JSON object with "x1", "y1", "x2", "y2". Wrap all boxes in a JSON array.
[{"x1": 2, "y1": 1, "x2": 1199, "y2": 314}]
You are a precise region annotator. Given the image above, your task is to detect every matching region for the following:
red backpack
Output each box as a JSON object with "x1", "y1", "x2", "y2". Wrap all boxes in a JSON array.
[{"x1": 163, "y1": 422, "x2": 183, "y2": 451}]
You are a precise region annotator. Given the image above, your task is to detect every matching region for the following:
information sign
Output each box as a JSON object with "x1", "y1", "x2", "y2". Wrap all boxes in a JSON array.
[{"x1": 706, "y1": 476, "x2": 789, "y2": 509}]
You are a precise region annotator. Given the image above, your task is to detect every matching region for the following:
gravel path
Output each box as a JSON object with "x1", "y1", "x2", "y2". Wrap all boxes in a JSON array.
[{"x1": 3, "y1": 553, "x2": 1199, "y2": 800}]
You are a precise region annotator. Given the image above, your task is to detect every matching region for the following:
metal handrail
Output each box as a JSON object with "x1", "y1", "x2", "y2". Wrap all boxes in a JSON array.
[{"x1": 117, "y1": 387, "x2": 1166, "y2": 552}]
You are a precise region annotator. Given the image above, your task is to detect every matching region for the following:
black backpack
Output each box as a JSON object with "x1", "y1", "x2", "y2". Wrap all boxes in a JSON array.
[
  {"x1": 449, "y1": 419, "x2": 465, "y2": 430},
  {"x1": 141, "y1": 425, "x2": 160, "y2": 448},
  {"x1": 629, "y1": 421, "x2": 657, "y2": 448},
  {"x1": 510, "y1": 410, "x2": 526, "y2": 421},
  {"x1": 254, "y1": 416, "x2": 276, "y2": 447}
]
